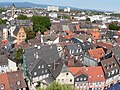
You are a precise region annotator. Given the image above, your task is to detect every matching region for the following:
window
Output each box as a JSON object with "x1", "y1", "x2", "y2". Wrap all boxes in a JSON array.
[
  {"x1": 108, "y1": 72, "x2": 110, "y2": 76},
  {"x1": 66, "y1": 73, "x2": 68, "y2": 75},
  {"x1": 38, "y1": 66, "x2": 40, "y2": 69},
  {"x1": 69, "y1": 50, "x2": 72, "y2": 54},
  {"x1": 84, "y1": 78, "x2": 86, "y2": 80},
  {"x1": 111, "y1": 70, "x2": 114, "y2": 75},
  {"x1": 80, "y1": 78, "x2": 83, "y2": 81},
  {"x1": 76, "y1": 78, "x2": 79, "y2": 81},
  {"x1": 1, "y1": 84, "x2": 4, "y2": 90},
  {"x1": 42, "y1": 65, "x2": 44, "y2": 68},
  {"x1": 116, "y1": 69, "x2": 118, "y2": 73},
  {"x1": 42, "y1": 70, "x2": 44, "y2": 74},
  {"x1": 70, "y1": 79, "x2": 72, "y2": 82},
  {"x1": 34, "y1": 72, "x2": 37, "y2": 76},
  {"x1": 76, "y1": 49, "x2": 79, "y2": 53},
  {"x1": 45, "y1": 70, "x2": 47, "y2": 73},
  {"x1": 72, "y1": 50, "x2": 74, "y2": 54},
  {"x1": 17, "y1": 81, "x2": 21, "y2": 85}
]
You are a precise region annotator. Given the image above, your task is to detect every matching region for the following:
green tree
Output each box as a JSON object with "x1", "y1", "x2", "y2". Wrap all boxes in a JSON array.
[
  {"x1": 32, "y1": 16, "x2": 51, "y2": 33},
  {"x1": 15, "y1": 48, "x2": 23, "y2": 62},
  {"x1": 24, "y1": 27, "x2": 36, "y2": 41},
  {"x1": 109, "y1": 22, "x2": 120, "y2": 30},
  {"x1": 0, "y1": 9, "x2": 6, "y2": 14},
  {"x1": 0, "y1": 18, "x2": 7, "y2": 24},
  {"x1": 63, "y1": 15, "x2": 70, "y2": 19},
  {"x1": 46, "y1": 81, "x2": 75, "y2": 90},
  {"x1": 17, "y1": 15, "x2": 28, "y2": 20}
]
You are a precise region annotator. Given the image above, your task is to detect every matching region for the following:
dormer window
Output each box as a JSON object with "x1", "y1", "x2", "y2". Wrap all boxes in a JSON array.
[
  {"x1": 107, "y1": 66, "x2": 109, "y2": 69},
  {"x1": 76, "y1": 78, "x2": 79, "y2": 81},
  {"x1": 72, "y1": 50, "x2": 74, "y2": 54},
  {"x1": 80, "y1": 78, "x2": 83, "y2": 81},
  {"x1": 34, "y1": 72, "x2": 37, "y2": 76},
  {"x1": 76, "y1": 49, "x2": 79, "y2": 53},
  {"x1": 108, "y1": 72, "x2": 110, "y2": 76},
  {"x1": 42, "y1": 65, "x2": 44, "y2": 68},
  {"x1": 38, "y1": 66, "x2": 41, "y2": 69},
  {"x1": 111, "y1": 70, "x2": 114, "y2": 75},
  {"x1": 116, "y1": 69, "x2": 118, "y2": 73},
  {"x1": 84, "y1": 78, "x2": 86, "y2": 80},
  {"x1": 0, "y1": 84, "x2": 4, "y2": 90},
  {"x1": 17, "y1": 81, "x2": 21, "y2": 86}
]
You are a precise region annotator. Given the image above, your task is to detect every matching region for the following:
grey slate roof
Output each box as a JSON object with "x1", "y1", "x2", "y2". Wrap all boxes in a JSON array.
[
  {"x1": 112, "y1": 45, "x2": 120, "y2": 66},
  {"x1": 13, "y1": 26, "x2": 20, "y2": 36},
  {"x1": 42, "y1": 34, "x2": 58, "y2": 42},
  {"x1": 0, "y1": 54, "x2": 8, "y2": 66},
  {"x1": 51, "y1": 61, "x2": 63, "y2": 78},
  {"x1": 10, "y1": 20, "x2": 33, "y2": 26},
  {"x1": 25, "y1": 44, "x2": 60, "y2": 65},
  {"x1": 65, "y1": 43, "x2": 82, "y2": 56}
]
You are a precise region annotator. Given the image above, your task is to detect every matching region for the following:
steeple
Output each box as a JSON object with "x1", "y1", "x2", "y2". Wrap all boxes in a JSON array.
[{"x1": 11, "y1": 3, "x2": 16, "y2": 17}]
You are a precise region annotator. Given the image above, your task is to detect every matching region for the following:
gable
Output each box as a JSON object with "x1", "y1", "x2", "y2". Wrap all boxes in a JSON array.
[{"x1": 31, "y1": 59, "x2": 51, "y2": 79}]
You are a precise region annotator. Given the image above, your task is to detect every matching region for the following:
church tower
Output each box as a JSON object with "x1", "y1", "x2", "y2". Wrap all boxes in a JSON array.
[{"x1": 11, "y1": 3, "x2": 16, "y2": 17}]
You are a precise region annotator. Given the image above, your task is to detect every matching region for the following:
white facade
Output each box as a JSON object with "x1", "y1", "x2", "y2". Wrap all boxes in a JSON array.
[
  {"x1": 3, "y1": 28, "x2": 8, "y2": 39},
  {"x1": 48, "y1": 12, "x2": 58, "y2": 18},
  {"x1": 0, "y1": 59, "x2": 17, "y2": 73},
  {"x1": 106, "y1": 74, "x2": 120, "y2": 87},
  {"x1": 64, "y1": 7, "x2": 71, "y2": 12},
  {"x1": 0, "y1": 64, "x2": 9, "y2": 73},
  {"x1": 56, "y1": 71, "x2": 74, "y2": 85},
  {"x1": 8, "y1": 59, "x2": 17, "y2": 71},
  {"x1": 88, "y1": 15, "x2": 107, "y2": 22},
  {"x1": 47, "y1": 6, "x2": 59, "y2": 12},
  {"x1": 9, "y1": 26, "x2": 16, "y2": 37}
]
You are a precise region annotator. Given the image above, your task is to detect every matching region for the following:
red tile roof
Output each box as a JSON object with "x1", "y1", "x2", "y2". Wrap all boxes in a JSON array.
[
  {"x1": 68, "y1": 66, "x2": 105, "y2": 82},
  {"x1": 88, "y1": 48, "x2": 105, "y2": 60},
  {"x1": 91, "y1": 31, "x2": 100, "y2": 40},
  {"x1": 97, "y1": 42, "x2": 113, "y2": 50},
  {"x1": 0, "y1": 71, "x2": 26, "y2": 90},
  {"x1": 1, "y1": 40, "x2": 8, "y2": 46}
]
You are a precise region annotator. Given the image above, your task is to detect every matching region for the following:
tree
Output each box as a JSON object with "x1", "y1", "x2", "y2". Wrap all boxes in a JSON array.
[
  {"x1": 36, "y1": 81, "x2": 75, "y2": 90},
  {"x1": 0, "y1": 18, "x2": 7, "y2": 24},
  {"x1": 24, "y1": 27, "x2": 36, "y2": 41},
  {"x1": 46, "y1": 81, "x2": 75, "y2": 90},
  {"x1": 15, "y1": 48, "x2": 23, "y2": 62},
  {"x1": 63, "y1": 15, "x2": 70, "y2": 19},
  {"x1": 32, "y1": 16, "x2": 51, "y2": 33},
  {"x1": 0, "y1": 9, "x2": 6, "y2": 14},
  {"x1": 17, "y1": 15, "x2": 28, "y2": 20},
  {"x1": 109, "y1": 22, "x2": 120, "y2": 30}
]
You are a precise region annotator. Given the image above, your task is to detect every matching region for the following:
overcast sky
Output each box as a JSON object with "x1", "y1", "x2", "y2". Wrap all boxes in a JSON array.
[{"x1": 0, "y1": 0, "x2": 120, "y2": 11}]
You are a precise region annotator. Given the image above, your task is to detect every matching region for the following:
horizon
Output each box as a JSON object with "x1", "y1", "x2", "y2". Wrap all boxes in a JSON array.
[{"x1": 0, "y1": 0, "x2": 120, "y2": 12}]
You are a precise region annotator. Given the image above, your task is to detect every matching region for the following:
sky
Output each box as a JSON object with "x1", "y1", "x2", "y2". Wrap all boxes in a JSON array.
[{"x1": 0, "y1": 0, "x2": 120, "y2": 11}]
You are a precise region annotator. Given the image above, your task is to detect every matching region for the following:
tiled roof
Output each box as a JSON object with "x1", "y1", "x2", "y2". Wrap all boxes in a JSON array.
[
  {"x1": 0, "y1": 71, "x2": 26, "y2": 90},
  {"x1": 68, "y1": 66, "x2": 105, "y2": 82},
  {"x1": 13, "y1": 26, "x2": 20, "y2": 36},
  {"x1": 88, "y1": 48, "x2": 105, "y2": 60},
  {"x1": 0, "y1": 54, "x2": 8, "y2": 66},
  {"x1": 101, "y1": 56, "x2": 120, "y2": 79},
  {"x1": 97, "y1": 42, "x2": 113, "y2": 50}
]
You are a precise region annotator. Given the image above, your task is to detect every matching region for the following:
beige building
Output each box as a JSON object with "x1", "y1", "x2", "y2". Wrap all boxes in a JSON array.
[
  {"x1": 13, "y1": 26, "x2": 26, "y2": 45},
  {"x1": 56, "y1": 64, "x2": 74, "y2": 85}
]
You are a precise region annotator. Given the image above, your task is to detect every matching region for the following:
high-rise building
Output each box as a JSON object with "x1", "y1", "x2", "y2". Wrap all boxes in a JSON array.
[{"x1": 47, "y1": 6, "x2": 59, "y2": 12}]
